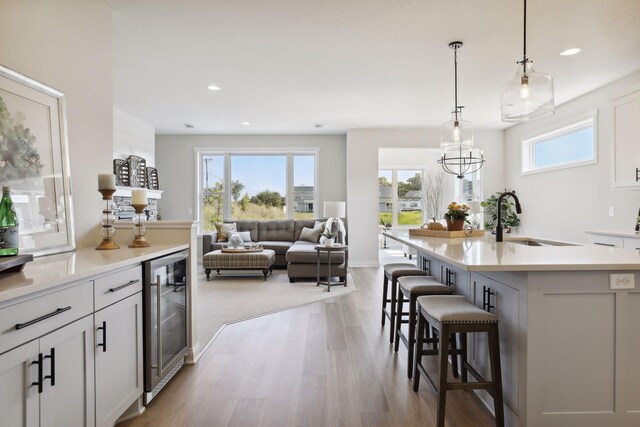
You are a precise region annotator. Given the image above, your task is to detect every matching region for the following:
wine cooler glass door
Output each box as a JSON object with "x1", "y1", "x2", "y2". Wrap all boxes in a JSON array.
[{"x1": 147, "y1": 252, "x2": 188, "y2": 388}]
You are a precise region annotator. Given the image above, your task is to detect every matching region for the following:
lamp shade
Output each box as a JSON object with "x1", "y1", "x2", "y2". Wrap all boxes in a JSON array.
[{"x1": 324, "y1": 201, "x2": 346, "y2": 218}]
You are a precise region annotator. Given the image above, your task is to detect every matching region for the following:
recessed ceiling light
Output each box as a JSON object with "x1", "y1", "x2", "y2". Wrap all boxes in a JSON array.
[
  {"x1": 184, "y1": 123, "x2": 194, "y2": 128},
  {"x1": 207, "y1": 85, "x2": 221, "y2": 91},
  {"x1": 560, "y1": 47, "x2": 582, "y2": 56},
  {"x1": 241, "y1": 122, "x2": 250, "y2": 126}
]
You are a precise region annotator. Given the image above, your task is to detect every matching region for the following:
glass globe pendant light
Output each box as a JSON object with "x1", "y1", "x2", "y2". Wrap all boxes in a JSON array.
[
  {"x1": 501, "y1": 0, "x2": 554, "y2": 122},
  {"x1": 438, "y1": 41, "x2": 485, "y2": 179}
]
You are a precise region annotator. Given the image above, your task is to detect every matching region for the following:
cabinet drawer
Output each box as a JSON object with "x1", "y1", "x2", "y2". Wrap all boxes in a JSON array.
[
  {"x1": 623, "y1": 238, "x2": 640, "y2": 251},
  {"x1": 0, "y1": 282, "x2": 93, "y2": 355},
  {"x1": 94, "y1": 265, "x2": 142, "y2": 311},
  {"x1": 589, "y1": 235, "x2": 623, "y2": 248}
]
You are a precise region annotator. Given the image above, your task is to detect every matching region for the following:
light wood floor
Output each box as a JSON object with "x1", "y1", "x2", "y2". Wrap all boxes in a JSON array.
[{"x1": 121, "y1": 265, "x2": 496, "y2": 427}]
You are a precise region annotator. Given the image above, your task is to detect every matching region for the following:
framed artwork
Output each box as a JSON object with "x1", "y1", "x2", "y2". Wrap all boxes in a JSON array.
[{"x1": 0, "y1": 65, "x2": 75, "y2": 256}]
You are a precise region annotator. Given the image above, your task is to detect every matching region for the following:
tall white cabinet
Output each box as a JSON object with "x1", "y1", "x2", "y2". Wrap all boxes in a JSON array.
[{"x1": 612, "y1": 88, "x2": 640, "y2": 189}]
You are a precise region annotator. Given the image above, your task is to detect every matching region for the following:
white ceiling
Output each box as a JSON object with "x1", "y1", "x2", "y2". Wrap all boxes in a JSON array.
[{"x1": 107, "y1": 0, "x2": 640, "y2": 134}]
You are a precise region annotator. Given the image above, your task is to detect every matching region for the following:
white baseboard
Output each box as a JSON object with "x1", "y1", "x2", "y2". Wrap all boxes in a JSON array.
[{"x1": 349, "y1": 261, "x2": 380, "y2": 268}]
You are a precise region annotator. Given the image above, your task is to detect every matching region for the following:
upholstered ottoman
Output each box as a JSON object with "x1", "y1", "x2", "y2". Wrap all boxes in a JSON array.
[{"x1": 203, "y1": 249, "x2": 276, "y2": 281}]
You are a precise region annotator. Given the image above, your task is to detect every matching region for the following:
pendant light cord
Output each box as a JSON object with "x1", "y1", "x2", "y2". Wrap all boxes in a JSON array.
[
  {"x1": 522, "y1": 0, "x2": 527, "y2": 72},
  {"x1": 454, "y1": 44, "x2": 458, "y2": 120}
]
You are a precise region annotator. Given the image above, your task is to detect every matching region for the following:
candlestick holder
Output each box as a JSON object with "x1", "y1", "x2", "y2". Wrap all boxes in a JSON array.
[
  {"x1": 129, "y1": 204, "x2": 150, "y2": 248},
  {"x1": 96, "y1": 188, "x2": 119, "y2": 250}
]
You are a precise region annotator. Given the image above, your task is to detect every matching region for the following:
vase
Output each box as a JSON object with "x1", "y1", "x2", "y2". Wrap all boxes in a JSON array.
[
  {"x1": 446, "y1": 219, "x2": 465, "y2": 231},
  {"x1": 325, "y1": 238, "x2": 335, "y2": 247}
]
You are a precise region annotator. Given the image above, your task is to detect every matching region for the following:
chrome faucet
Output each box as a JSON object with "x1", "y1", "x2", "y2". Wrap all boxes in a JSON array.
[{"x1": 496, "y1": 191, "x2": 522, "y2": 242}]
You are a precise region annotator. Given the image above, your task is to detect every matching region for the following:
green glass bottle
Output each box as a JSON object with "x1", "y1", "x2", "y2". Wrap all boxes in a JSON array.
[{"x1": 0, "y1": 186, "x2": 19, "y2": 256}]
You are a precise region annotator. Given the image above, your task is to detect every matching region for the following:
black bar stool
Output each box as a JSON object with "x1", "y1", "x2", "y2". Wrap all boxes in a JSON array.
[
  {"x1": 381, "y1": 263, "x2": 430, "y2": 344},
  {"x1": 413, "y1": 295, "x2": 504, "y2": 427},
  {"x1": 394, "y1": 276, "x2": 455, "y2": 378}
]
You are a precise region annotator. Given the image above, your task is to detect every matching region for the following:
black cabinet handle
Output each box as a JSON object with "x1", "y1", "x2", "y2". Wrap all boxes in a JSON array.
[
  {"x1": 31, "y1": 353, "x2": 44, "y2": 393},
  {"x1": 15, "y1": 306, "x2": 71, "y2": 330},
  {"x1": 594, "y1": 242, "x2": 615, "y2": 247},
  {"x1": 636, "y1": 167, "x2": 639, "y2": 182},
  {"x1": 445, "y1": 268, "x2": 456, "y2": 288},
  {"x1": 108, "y1": 279, "x2": 140, "y2": 293},
  {"x1": 482, "y1": 286, "x2": 495, "y2": 312},
  {"x1": 97, "y1": 321, "x2": 107, "y2": 352},
  {"x1": 44, "y1": 348, "x2": 55, "y2": 387}
]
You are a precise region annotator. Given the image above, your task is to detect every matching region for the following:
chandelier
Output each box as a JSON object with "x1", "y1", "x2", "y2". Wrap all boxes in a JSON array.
[{"x1": 437, "y1": 41, "x2": 484, "y2": 179}]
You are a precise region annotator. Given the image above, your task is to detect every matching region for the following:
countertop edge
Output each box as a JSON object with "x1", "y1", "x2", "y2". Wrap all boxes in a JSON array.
[{"x1": 0, "y1": 244, "x2": 189, "y2": 305}]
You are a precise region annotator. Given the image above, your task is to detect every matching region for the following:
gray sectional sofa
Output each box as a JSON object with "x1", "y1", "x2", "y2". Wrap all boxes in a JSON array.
[{"x1": 202, "y1": 219, "x2": 347, "y2": 282}]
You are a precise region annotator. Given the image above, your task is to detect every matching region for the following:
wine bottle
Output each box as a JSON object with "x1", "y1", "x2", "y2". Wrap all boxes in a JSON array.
[{"x1": 0, "y1": 186, "x2": 19, "y2": 256}]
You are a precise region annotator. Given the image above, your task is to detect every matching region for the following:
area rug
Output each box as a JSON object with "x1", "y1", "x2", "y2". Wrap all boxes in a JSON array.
[{"x1": 196, "y1": 266, "x2": 358, "y2": 349}]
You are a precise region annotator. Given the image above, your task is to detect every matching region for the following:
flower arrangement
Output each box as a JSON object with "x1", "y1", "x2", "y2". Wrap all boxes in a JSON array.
[{"x1": 444, "y1": 202, "x2": 470, "y2": 221}]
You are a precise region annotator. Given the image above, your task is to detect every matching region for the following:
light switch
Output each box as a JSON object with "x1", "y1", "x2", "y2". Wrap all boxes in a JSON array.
[{"x1": 608, "y1": 207, "x2": 615, "y2": 217}]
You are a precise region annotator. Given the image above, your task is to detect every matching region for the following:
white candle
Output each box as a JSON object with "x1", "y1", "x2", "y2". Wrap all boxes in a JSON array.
[
  {"x1": 131, "y1": 189, "x2": 148, "y2": 205},
  {"x1": 98, "y1": 174, "x2": 116, "y2": 190}
]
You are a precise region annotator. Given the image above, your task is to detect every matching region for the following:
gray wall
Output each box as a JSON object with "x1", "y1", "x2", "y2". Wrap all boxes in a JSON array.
[
  {"x1": 155, "y1": 134, "x2": 347, "y2": 224},
  {"x1": 504, "y1": 70, "x2": 640, "y2": 243},
  {"x1": 0, "y1": 0, "x2": 113, "y2": 248}
]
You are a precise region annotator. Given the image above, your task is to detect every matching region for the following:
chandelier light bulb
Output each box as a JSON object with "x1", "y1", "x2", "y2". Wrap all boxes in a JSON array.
[
  {"x1": 519, "y1": 76, "x2": 530, "y2": 99},
  {"x1": 452, "y1": 121, "x2": 461, "y2": 142}
]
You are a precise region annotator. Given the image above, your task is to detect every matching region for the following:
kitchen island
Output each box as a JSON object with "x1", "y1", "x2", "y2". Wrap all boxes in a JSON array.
[{"x1": 385, "y1": 230, "x2": 640, "y2": 427}]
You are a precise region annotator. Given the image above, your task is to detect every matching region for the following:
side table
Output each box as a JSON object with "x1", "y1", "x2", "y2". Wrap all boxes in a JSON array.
[{"x1": 315, "y1": 244, "x2": 349, "y2": 292}]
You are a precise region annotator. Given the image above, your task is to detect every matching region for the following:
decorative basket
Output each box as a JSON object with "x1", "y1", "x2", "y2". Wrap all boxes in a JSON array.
[
  {"x1": 113, "y1": 159, "x2": 130, "y2": 187},
  {"x1": 127, "y1": 155, "x2": 147, "y2": 188},
  {"x1": 146, "y1": 167, "x2": 159, "y2": 190}
]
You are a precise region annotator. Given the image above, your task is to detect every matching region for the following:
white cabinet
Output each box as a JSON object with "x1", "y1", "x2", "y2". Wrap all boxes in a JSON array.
[
  {"x1": 588, "y1": 233, "x2": 623, "y2": 248},
  {"x1": 95, "y1": 293, "x2": 143, "y2": 427},
  {"x1": 0, "y1": 340, "x2": 39, "y2": 427},
  {"x1": 623, "y1": 237, "x2": 640, "y2": 251},
  {"x1": 0, "y1": 315, "x2": 95, "y2": 427},
  {"x1": 40, "y1": 316, "x2": 95, "y2": 427},
  {"x1": 612, "y1": 89, "x2": 640, "y2": 190},
  {"x1": 470, "y1": 273, "x2": 520, "y2": 422}
]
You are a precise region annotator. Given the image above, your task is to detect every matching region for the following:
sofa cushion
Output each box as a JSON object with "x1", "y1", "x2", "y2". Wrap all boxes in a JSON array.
[
  {"x1": 286, "y1": 243, "x2": 345, "y2": 264},
  {"x1": 299, "y1": 226, "x2": 323, "y2": 243},
  {"x1": 293, "y1": 219, "x2": 328, "y2": 241},
  {"x1": 226, "y1": 220, "x2": 258, "y2": 242},
  {"x1": 258, "y1": 220, "x2": 294, "y2": 241},
  {"x1": 259, "y1": 241, "x2": 294, "y2": 255},
  {"x1": 214, "y1": 222, "x2": 237, "y2": 242}
]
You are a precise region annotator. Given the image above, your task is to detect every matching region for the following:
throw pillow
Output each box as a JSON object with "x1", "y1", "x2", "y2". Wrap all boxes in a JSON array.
[
  {"x1": 299, "y1": 226, "x2": 322, "y2": 243},
  {"x1": 238, "y1": 231, "x2": 252, "y2": 242},
  {"x1": 313, "y1": 220, "x2": 326, "y2": 230},
  {"x1": 214, "y1": 222, "x2": 237, "y2": 242}
]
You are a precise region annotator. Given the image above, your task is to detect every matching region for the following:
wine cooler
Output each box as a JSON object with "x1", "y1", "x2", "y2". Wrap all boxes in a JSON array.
[{"x1": 143, "y1": 249, "x2": 189, "y2": 404}]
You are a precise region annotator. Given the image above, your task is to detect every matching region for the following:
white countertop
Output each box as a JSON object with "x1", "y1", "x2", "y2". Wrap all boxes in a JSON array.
[
  {"x1": 0, "y1": 244, "x2": 189, "y2": 304},
  {"x1": 385, "y1": 231, "x2": 640, "y2": 272},
  {"x1": 586, "y1": 230, "x2": 640, "y2": 239}
]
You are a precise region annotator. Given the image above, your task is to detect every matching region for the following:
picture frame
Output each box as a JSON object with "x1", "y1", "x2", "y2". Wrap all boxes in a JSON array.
[{"x1": 0, "y1": 65, "x2": 75, "y2": 256}]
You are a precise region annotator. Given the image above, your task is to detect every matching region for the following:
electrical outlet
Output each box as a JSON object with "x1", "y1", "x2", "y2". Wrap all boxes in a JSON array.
[
  {"x1": 187, "y1": 208, "x2": 193, "y2": 216},
  {"x1": 608, "y1": 207, "x2": 615, "y2": 217},
  {"x1": 610, "y1": 273, "x2": 635, "y2": 290}
]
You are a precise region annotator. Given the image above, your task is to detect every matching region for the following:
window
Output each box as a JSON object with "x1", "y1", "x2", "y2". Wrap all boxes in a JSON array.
[
  {"x1": 522, "y1": 114, "x2": 597, "y2": 174},
  {"x1": 378, "y1": 169, "x2": 424, "y2": 227},
  {"x1": 196, "y1": 150, "x2": 318, "y2": 233}
]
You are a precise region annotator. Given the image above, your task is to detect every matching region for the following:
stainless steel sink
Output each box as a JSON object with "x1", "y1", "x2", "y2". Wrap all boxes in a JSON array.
[{"x1": 504, "y1": 238, "x2": 577, "y2": 247}]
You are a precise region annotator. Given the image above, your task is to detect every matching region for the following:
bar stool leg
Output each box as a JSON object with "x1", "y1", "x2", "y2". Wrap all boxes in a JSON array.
[
  {"x1": 413, "y1": 311, "x2": 426, "y2": 392},
  {"x1": 489, "y1": 324, "x2": 505, "y2": 427},
  {"x1": 460, "y1": 332, "x2": 468, "y2": 382},
  {"x1": 436, "y1": 324, "x2": 451, "y2": 427},
  {"x1": 394, "y1": 291, "x2": 404, "y2": 353},
  {"x1": 450, "y1": 333, "x2": 459, "y2": 379},
  {"x1": 407, "y1": 295, "x2": 417, "y2": 379},
  {"x1": 381, "y1": 275, "x2": 389, "y2": 326},
  {"x1": 389, "y1": 278, "x2": 398, "y2": 343}
]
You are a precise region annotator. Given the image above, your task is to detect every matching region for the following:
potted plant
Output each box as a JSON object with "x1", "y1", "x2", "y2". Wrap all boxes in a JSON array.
[
  {"x1": 322, "y1": 230, "x2": 338, "y2": 247},
  {"x1": 444, "y1": 202, "x2": 470, "y2": 231},
  {"x1": 481, "y1": 190, "x2": 521, "y2": 233}
]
